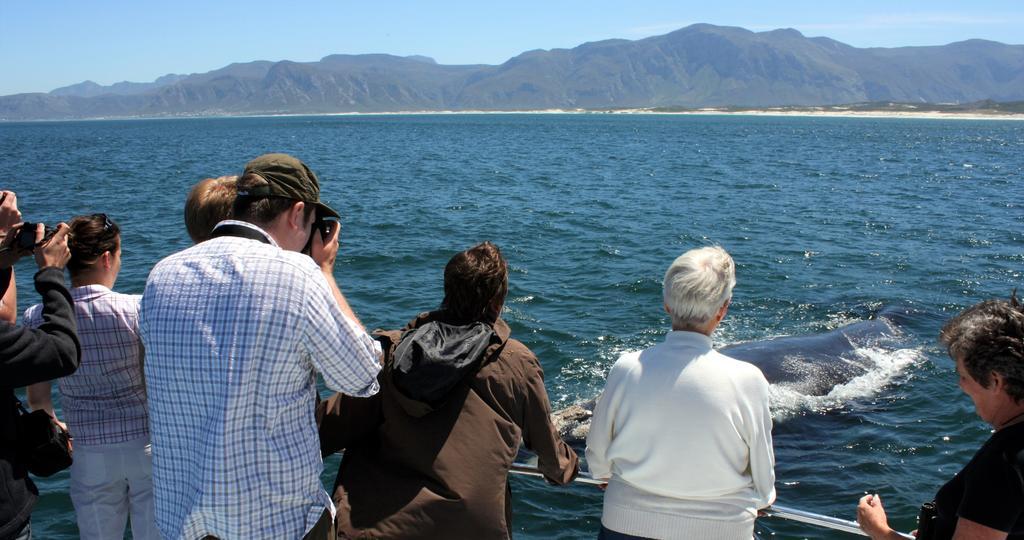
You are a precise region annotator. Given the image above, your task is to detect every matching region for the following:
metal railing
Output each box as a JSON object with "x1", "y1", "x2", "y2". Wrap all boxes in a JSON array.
[{"x1": 509, "y1": 463, "x2": 915, "y2": 539}]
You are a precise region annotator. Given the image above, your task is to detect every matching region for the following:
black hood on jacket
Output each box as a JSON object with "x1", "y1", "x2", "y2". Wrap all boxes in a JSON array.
[{"x1": 391, "y1": 320, "x2": 496, "y2": 408}]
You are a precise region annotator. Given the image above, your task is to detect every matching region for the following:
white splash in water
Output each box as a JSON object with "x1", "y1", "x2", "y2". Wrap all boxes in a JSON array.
[{"x1": 769, "y1": 345, "x2": 924, "y2": 421}]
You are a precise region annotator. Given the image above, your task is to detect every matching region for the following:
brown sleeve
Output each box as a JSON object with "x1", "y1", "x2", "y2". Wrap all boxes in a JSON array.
[
  {"x1": 317, "y1": 331, "x2": 399, "y2": 457},
  {"x1": 519, "y1": 351, "x2": 579, "y2": 485}
]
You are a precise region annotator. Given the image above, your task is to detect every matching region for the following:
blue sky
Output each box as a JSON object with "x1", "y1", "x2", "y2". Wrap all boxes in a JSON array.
[{"x1": 1, "y1": 0, "x2": 1022, "y2": 96}]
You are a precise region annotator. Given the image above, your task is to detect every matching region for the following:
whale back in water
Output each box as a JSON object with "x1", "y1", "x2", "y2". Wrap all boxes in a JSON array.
[
  {"x1": 550, "y1": 310, "x2": 909, "y2": 446},
  {"x1": 720, "y1": 314, "x2": 902, "y2": 397}
]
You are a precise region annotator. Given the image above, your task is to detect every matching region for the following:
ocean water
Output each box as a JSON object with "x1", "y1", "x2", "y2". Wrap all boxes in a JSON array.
[{"x1": 2, "y1": 113, "x2": 1022, "y2": 539}]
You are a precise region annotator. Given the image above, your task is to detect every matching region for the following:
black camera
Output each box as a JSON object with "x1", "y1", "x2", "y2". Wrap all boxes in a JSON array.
[
  {"x1": 13, "y1": 223, "x2": 58, "y2": 250},
  {"x1": 302, "y1": 217, "x2": 338, "y2": 255},
  {"x1": 316, "y1": 218, "x2": 335, "y2": 240}
]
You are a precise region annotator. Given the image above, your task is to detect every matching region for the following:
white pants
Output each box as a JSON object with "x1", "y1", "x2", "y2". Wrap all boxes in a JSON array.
[{"x1": 69, "y1": 437, "x2": 159, "y2": 540}]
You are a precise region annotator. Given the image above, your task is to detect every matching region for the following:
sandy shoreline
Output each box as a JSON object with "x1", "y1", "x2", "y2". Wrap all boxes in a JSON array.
[
  {"x1": 8, "y1": 108, "x2": 1024, "y2": 122},
  {"x1": 623, "y1": 108, "x2": 1024, "y2": 121},
  {"x1": 257, "y1": 108, "x2": 1024, "y2": 121}
]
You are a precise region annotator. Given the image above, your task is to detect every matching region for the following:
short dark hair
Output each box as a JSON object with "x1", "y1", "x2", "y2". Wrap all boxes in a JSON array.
[
  {"x1": 442, "y1": 242, "x2": 509, "y2": 323},
  {"x1": 67, "y1": 214, "x2": 120, "y2": 276},
  {"x1": 940, "y1": 291, "x2": 1024, "y2": 402},
  {"x1": 232, "y1": 173, "x2": 314, "y2": 226}
]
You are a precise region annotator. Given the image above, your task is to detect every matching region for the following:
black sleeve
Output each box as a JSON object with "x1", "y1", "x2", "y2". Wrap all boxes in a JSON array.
[
  {"x1": 958, "y1": 438, "x2": 1024, "y2": 532},
  {"x1": 0, "y1": 267, "x2": 81, "y2": 386}
]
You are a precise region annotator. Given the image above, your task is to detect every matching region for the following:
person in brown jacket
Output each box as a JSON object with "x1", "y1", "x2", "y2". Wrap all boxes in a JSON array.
[{"x1": 318, "y1": 241, "x2": 578, "y2": 539}]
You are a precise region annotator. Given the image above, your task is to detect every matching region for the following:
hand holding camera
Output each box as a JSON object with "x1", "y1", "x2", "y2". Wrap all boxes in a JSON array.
[
  {"x1": 0, "y1": 191, "x2": 70, "y2": 270},
  {"x1": 13, "y1": 222, "x2": 60, "y2": 251},
  {"x1": 33, "y1": 223, "x2": 72, "y2": 270},
  {"x1": 309, "y1": 218, "x2": 341, "y2": 272},
  {"x1": 0, "y1": 191, "x2": 23, "y2": 234},
  {"x1": 0, "y1": 222, "x2": 71, "y2": 270}
]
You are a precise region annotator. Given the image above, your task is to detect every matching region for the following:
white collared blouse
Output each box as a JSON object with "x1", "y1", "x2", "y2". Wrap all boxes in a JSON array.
[{"x1": 25, "y1": 284, "x2": 147, "y2": 446}]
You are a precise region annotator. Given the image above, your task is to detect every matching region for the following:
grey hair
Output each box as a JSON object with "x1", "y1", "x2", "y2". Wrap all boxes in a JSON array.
[
  {"x1": 663, "y1": 246, "x2": 736, "y2": 329},
  {"x1": 939, "y1": 292, "x2": 1024, "y2": 403}
]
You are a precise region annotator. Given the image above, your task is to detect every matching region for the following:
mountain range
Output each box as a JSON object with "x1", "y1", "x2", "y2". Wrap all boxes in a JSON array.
[{"x1": 3, "y1": 23, "x2": 1023, "y2": 120}]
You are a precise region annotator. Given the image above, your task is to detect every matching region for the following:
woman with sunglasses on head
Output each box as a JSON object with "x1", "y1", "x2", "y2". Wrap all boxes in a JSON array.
[{"x1": 25, "y1": 214, "x2": 158, "y2": 540}]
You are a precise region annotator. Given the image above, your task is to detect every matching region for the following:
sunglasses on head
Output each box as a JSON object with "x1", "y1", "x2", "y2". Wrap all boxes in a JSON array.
[{"x1": 92, "y1": 213, "x2": 114, "y2": 231}]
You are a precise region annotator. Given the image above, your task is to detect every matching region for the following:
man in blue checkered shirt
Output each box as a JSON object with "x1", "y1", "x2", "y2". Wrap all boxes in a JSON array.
[{"x1": 139, "y1": 154, "x2": 381, "y2": 540}]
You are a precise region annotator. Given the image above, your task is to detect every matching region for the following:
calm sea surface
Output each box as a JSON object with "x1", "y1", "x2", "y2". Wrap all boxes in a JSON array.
[{"x1": 2, "y1": 114, "x2": 1022, "y2": 539}]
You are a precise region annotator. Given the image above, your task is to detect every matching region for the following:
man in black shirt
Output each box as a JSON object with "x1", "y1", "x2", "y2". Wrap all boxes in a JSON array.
[{"x1": 0, "y1": 190, "x2": 80, "y2": 540}]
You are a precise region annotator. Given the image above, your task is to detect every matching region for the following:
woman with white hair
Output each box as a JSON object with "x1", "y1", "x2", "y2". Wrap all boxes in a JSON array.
[{"x1": 586, "y1": 246, "x2": 776, "y2": 540}]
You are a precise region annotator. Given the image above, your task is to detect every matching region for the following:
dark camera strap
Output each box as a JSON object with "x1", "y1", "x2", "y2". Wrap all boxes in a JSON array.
[{"x1": 210, "y1": 224, "x2": 272, "y2": 245}]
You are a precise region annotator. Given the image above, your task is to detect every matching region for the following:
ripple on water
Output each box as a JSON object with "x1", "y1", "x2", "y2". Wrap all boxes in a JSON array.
[{"x1": 3, "y1": 114, "x2": 1022, "y2": 539}]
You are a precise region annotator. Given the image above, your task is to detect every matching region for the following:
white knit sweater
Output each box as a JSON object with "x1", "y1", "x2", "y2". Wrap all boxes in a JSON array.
[{"x1": 586, "y1": 331, "x2": 776, "y2": 540}]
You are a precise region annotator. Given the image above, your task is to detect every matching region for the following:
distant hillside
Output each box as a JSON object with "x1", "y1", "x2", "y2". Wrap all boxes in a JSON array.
[
  {"x1": 49, "y1": 74, "x2": 189, "y2": 98},
  {"x1": 2, "y1": 24, "x2": 1023, "y2": 120}
]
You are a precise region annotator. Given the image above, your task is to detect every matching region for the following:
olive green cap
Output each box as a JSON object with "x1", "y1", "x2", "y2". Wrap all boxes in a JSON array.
[{"x1": 240, "y1": 153, "x2": 340, "y2": 219}]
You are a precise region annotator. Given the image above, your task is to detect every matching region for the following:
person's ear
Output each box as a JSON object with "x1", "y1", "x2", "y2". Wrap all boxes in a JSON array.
[
  {"x1": 717, "y1": 300, "x2": 730, "y2": 321},
  {"x1": 990, "y1": 371, "x2": 1006, "y2": 393},
  {"x1": 289, "y1": 201, "x2": 307, "y2": 230},
  {"x1": 488, "y1": 297, "x2": 505, "y2": 321},
  {"x1": 101, "y1": 250, "x2": 112, "y2": 270}
]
